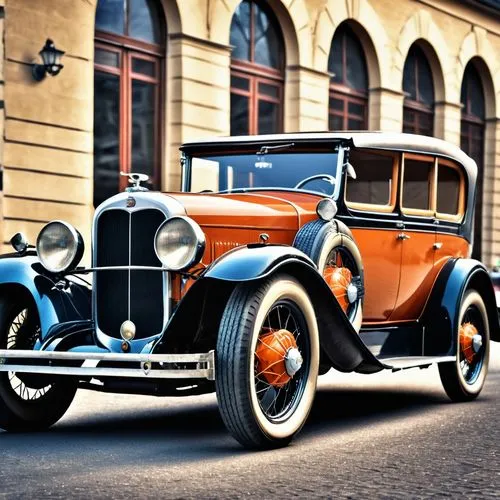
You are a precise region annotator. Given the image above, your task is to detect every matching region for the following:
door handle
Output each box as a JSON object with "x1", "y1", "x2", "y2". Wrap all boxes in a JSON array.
[
  {"x1": 433, "y1": 242, "x2": 443, "y2": 250},
  {"x1": 397, "y1": 233, "x2": 410, "y2": 241}
]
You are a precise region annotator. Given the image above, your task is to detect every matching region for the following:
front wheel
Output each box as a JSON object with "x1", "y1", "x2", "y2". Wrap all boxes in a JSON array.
[
  {"x1": 438, "y1": 290, "x2": 490, "y2": 402},
  {"x1": 216, "y1": 275, "x2": 319, "y2": 449},
  {"x1": 0, "y1": 296, "x2": 77, "y2": 431}
]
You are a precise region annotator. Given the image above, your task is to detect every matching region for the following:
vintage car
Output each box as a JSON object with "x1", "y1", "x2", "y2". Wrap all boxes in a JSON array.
[{"x1": 0, "y1": 132, "x2": 497, "y2": 449}]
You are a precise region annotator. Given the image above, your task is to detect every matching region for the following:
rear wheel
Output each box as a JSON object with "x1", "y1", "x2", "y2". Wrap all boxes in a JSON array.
[
  {"x1": 439, "y1": 290, "x2": 490, "y2": 401},
  {"x1": 216, "y1": 275, "x2": 319, "y2": 449},
  {"x1": 0, "y1": 296, "x2": 77, "y2": 431}
]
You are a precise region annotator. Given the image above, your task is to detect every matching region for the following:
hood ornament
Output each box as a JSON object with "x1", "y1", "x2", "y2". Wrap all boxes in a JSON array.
[{"x1": 120, "y1": 172, "x2": 150, "y2": 192}]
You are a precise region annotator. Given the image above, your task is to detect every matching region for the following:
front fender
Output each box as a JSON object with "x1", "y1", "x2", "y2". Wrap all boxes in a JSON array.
[
  {"x1": 0, "y1": 255, "x2": 91, "y2": 341},
  {"x1": 203, "y1": 244, "x2": 316, "y2": 281},
  {"x1": 422, "y1": 258, "x2": 500, "y2": 355},
  {"x1": 158, "y1": 245, "x2": 384, "y2": 373}
]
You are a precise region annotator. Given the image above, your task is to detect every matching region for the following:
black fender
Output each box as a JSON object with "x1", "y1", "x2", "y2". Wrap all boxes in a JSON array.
[
  {"x1": 422, "y1": 258, "x2": 500, "y2": 356},
  {"x1": 0, "y1": 255, "x2": 92, "y2": 342},
  {"x1": 156, "y1": 245, "x2": 384, "y2": 373}
]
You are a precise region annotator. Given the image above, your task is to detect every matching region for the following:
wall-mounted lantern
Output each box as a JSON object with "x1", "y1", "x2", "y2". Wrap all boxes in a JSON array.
[{"x1": 32, "y1": 39, "x2": 65, "y2": 82}]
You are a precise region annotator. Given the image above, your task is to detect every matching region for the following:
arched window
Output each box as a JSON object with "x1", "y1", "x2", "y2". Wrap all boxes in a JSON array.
[
  {"x1": 461, "y1": 62, "x2": 485, "y2": 259},
  {"x1": 94, "y1": 0, "x2": 165, "y2": 207},
  {"x1": 402, "y1": 45, "x2": 434, "y2": 136},
  {"x1": 229, "y1": 0, "x2": 285, "y2": 135},
  {"x1": 328, "y1": 24, "x2": 368, "y2": 131}
]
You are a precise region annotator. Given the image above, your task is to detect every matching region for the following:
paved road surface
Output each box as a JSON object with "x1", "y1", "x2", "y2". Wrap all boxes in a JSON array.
[{"x1": 1, "y1": 345, "x2": 499, "y2": 499}]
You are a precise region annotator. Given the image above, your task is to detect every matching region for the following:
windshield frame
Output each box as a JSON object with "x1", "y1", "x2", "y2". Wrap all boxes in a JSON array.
[{"x1": 181, "y1": 143, "x2": 346, "y2": 200}]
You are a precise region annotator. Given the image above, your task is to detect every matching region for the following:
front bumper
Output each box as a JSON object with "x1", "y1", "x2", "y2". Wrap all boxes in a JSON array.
[{"x1": 0, "y1": 350, "x2": 215, "y2": 380}]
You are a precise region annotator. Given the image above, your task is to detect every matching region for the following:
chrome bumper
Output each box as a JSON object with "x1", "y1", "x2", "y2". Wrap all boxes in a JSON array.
[{"x1": 0, "y1": 350, "x2": 215, "y2": 381}]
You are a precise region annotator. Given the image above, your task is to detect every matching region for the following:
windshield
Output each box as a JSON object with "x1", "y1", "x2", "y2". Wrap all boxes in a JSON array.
[{"x1": 186, "y1": 150, "x2": 342, "y2": 198}]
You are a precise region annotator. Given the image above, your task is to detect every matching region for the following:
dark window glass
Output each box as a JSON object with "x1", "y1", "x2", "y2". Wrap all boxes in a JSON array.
[
  {"x1": 94, "y1": 71, "x2": 120, "y2": 207},
  {"x1": 232, "y1": 75, "x2": 250, "y2": 91},
  {"x1": 328, "y1": 24, "x2": 368, "y2": 92},
  {"x1": 403, "y1": 158, "x2": 433, "y2": 210},
  {"x1": 95, "y1": 48, "x2": 120, "y2": 67},
  {"x1": 437, "y1": 164, "x2": 460, "y2": 215},
  {"x1": 329, "y1": 114, "x2": 343, "y2": 131},
  {"x1": 253, "y1": 2, "x2": 282, "y2": 68},
  {"x1": 230, "y1": 1, "x2": 251, "y2": 62},
  {"x1": 132, "y1": 58, "x2": 155, "y2": 76},
  {"x1": 258, "y1": 100, "x2": 279, "y2": 134},
  {"x1": 129, "y1": 0, "x2": 163, "y2": 44},
  {"x1": 131, "y1": 80, "x2": 155, "y2": 179},
  {"x1": 230, "y1": 93, "x2": 250, "y2": 135},
  {"x1": 461, "y1": 63, "x2": 485, "y2": 120},
  {"x1": 230, "y1": 1, "x2": 284, "y2": 135},
  {"x1": 346, "y1": 150, "x2": 394, "y2": 206},
  {"x1": 403, "y1": 45, "x2": 434, "y2": 136},
  {"x1": 95, "y1": 0, "x2": 125, "y2": 35},
  {"x1": 403, "y1": 50, "x2": 417, "y2": 101},
  {"x1": 328, "y1": 23, "x2": 368, "y2": 131},
  {"x1": 259, "y1": 82, "x2": 279, "y2": 98}
]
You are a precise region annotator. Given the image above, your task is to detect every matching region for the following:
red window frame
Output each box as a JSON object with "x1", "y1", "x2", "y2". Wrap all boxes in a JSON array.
[
  {"x1": 230, "y1": 0, "x2": 284, "y2": 135},
  {"x1": 402, "y1": 47, "x2": 434, "y2": 136},
  {"x1": 328, "y1": 25, "x2": 368, "y2": 131},
  {"x1": 94, "y1": 13, "x2": 164, "y2": 202}
]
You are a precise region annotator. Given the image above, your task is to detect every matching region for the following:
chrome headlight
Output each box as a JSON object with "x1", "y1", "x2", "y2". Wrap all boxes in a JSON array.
[
  {"x1": 154, "y1": 216, "x2": 205, "y2": 271},
  {"x1": 36, "y1": 221, "x2": 84, "y2": 273}
]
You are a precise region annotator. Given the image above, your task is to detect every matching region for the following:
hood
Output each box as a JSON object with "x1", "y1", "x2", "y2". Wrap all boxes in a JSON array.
[{"x1": 167, "y1": 191, "x2": 321, "y2": 231}]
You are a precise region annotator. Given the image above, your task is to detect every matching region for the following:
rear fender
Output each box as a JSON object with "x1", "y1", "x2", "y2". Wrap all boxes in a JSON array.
[
  {"x1": 157, "y1": 245, "x2": 384, "y2": 373},
  {"x1": 0, "y1": 256, "x2": 92, "y2": 341},
  {"x1": 422, "y1": 258, "x2": 500, "y2": 355}
]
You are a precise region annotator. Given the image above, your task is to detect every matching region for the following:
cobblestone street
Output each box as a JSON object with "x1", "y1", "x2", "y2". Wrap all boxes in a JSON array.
[{"x1": 1, "y1": 345, "x2": 499, "y2": 499}]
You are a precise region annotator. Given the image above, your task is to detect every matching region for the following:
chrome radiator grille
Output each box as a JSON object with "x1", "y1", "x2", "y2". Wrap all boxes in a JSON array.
[{"x1": 95, "y1": 208, "x2": 166, "y2": 340}]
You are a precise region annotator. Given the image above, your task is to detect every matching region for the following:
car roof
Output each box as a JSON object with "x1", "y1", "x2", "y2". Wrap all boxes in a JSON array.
[{"x1": 180, "y1": 131, "x2": 477, "y2": 181}]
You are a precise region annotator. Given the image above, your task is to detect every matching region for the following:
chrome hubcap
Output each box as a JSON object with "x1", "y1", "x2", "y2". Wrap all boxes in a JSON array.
[
  {"x1": 285, "y1": 347, "x2": 303, "y2": 377},
  {"x1": 472, "y1": 334, "x2": 483, "y2": 353},
  {"x1": 347, "y1": 283, "x2": 358, "y2": 304}
]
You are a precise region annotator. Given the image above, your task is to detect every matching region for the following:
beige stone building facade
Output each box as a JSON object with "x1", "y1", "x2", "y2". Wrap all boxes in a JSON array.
[{"x1": 0, "y1": 0, "x2": 498, "y2": 264}]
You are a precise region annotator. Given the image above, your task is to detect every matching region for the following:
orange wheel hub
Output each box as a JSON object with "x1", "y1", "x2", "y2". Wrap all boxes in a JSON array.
[
  {"x1": 459, "y1": 322, "x2": 479, "y2": 364},
  {"x1": 323, "y1": 266, "x2": 353, "y2": 313},
  {"x1": 255, "y1": 329, "x2": 299, "y2": 387}
]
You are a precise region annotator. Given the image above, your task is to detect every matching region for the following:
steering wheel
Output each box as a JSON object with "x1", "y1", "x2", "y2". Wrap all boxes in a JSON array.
[{"x1": 294, "y1": 174, "x2": 336, "y2": 193}]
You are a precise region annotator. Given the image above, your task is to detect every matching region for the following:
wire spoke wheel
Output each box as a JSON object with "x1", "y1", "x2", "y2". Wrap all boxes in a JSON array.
[
  {"x1": 6, "y1": 309, "x2": 53, "y2": 401},
  {"x1": 216, "y1": 275, "x2": 319, "y2": 449},
  {"x1": 0, "y1": 296, "x2": 77, "y2": 432},
  {"x1": 323, "y1": 245, "x2": 362, "y2": 323},
  {"x1": 254, "y1": 301, "x2": 310, "y2": 422},
  {"x1": 439, "y1": 290, "x2": 490, "y2": 402}
]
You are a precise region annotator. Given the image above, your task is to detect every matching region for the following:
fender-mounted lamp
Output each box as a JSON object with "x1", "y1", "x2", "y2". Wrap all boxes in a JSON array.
[{"x1": 32, "y1": 39, "x2": 65, "y2": 81}]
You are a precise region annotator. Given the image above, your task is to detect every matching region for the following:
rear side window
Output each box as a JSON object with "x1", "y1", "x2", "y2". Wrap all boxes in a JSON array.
[
  {"x1": 437, "y1": 160, "x2": 464, "y2": 219},
  {"x1": 346, "y1": 150, "x2": 396, "y2": 210},
  {"x1": 402, "y1": 156, "x2": 434, "y2": 213}
]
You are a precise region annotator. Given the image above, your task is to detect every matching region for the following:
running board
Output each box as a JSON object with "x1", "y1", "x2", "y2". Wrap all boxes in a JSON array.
[
  {"x1": 380, "y1": 355, "x2": 456, "y2": 372},
  {"x1": 0, "y1": 349, "x2": 215, "y2": 380}
]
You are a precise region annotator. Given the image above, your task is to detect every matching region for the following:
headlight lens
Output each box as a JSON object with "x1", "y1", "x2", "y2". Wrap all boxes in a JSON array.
[
  {"x1": 36, "y1": 221, "x2": 84, "y2": 273},
  {"x1": 154, "y1": 216, "x2": 205, "y2": 271}
]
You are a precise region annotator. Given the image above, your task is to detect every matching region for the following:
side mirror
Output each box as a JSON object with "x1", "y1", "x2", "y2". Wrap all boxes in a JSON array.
[
  {"x1": 345, "y1": 162, "x2": 357, "y2": 180},
  {"x1": 10, "y1": 233, "x2": 29, "y2": 254}
]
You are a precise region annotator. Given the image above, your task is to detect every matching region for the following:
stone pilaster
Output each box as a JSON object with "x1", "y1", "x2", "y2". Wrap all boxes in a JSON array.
[
  {"x1": 368, "y1": 88, "x2": 405, "y2": 132},
  {"x1": 166, "y1": 34, "x2": 231, "y2": 191},
  {"x1": 284, "y1": 66, "x2": 330, "y2": 132}
]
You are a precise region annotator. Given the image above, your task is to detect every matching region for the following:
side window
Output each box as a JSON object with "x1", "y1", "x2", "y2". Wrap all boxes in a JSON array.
[
  {"x1": 436, "y1": 160, "x2": 464, "y2": 220},
  {"x1": 346, "y1": 149, "x2": 396, "y2": 210},
  {"x1": 402, "y1": 155, "x2": 434, "y2": 213}
]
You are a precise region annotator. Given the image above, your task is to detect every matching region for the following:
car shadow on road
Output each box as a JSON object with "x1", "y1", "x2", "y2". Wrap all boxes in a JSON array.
[{"x1": 0, "y1": 383, "x2": 457, "y2": 463}]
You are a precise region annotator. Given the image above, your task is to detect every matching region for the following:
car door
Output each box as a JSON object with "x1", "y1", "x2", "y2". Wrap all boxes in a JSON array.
[
  {"x1": 342, "y1": 149, "x2": 402, "y2": 322},
  {"x1": 389, "y1": 153, "x2": 437, "y2": 321}
]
